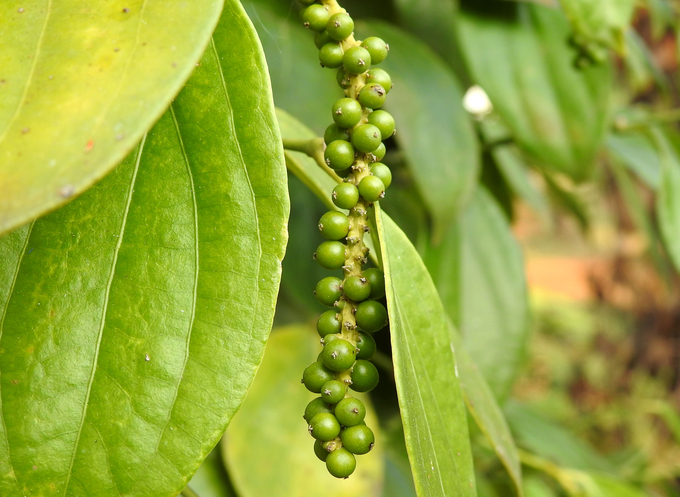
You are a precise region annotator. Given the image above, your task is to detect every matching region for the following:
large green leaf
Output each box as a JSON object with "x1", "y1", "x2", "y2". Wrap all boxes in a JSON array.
[
  {"x1": 607, "y1": 131, "x2": 661, "y2": 190},
  {"x1": 0, "y1": 0, "x2": 224, "y2": 235},
  {"x1": 654, "y1": 129, "x2": 680, "y2": 272},
  {"x1": 0, "y1": 2, "x2": 289, "y2": 494},
  {"x1": 357, "y1": 21, "x2": 480, "y2": 232},
  {"x1": 425, "y1": 187, "x2": 529, "y2": 400},
  {"x1": 373, "y1": 207, "x2": 475, "y2": 496},
  {"x1": 222, "y1": 326, "x2": 383, "y2": 496},
  {"x1": 186, "y1": 448, "x2": 235, "y2": 497},
  {"x1": 457, "y1": 1, "x2": 611, "y2": 181}
]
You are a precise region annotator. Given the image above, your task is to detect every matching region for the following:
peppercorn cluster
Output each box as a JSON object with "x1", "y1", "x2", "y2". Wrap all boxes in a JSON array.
[{"x1": 297, "y1": 0, "x2": 395, "y2": 480}]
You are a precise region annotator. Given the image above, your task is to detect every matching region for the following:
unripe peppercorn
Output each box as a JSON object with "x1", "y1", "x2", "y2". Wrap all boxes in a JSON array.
[
  {"x1": 321, "y1": 338, "x2": 357, "y2": 371},
  {"x1": 332, "y1": 183, "x2": 360, "y2": 209},
  {"x1": 350, "y1": 360, "x2": 379, "y2": 392},
  {"x1": 314, "y1": 439, "x2": 330, "y2": 462},
  {"x1": 356, "y1": 299, "x2": 388, "y2": 332},
  {"x1": 303, "y1": 361, "x2": 335, "y2": 393},
  {"x1": 372, "y1": 142, "x2": 386, "y2": 161},
  {"x1": 320, "y1": 379, "x2": 347, "y2": 404},
  {"x1": 318, "y1": 211, "x2": 350, "y2": 240},
  {"x1": 343, "y1": 46, "x2": 371, "y2": 74},
  {"x1": 314, "y1": 30, "x2": 333, "y2": 49},
  {"x1": 315, "y1": 241, "x2": 346, "y2": 270},
  {"x1": 336, "y1": 68, "x2": 351, "y2": 89},
  {"x1": 309, "y1": 412, "x2": 341, "y2": 441},
  {"x1": 319, "y1": 43, "x2": 344, "y2": 68},
  {"x1": 358, "y1": 175, "x2": 385, "y2": 203},
  {"x1": 367, "y1": 110, "x2": 395, "y2": 138},
  {"x1": 326, "y1": 13, "x2": 354, "y2": 41},
  {"x1": 363, "y1": 268, "x2": 386, "y2": 299},
  {"x1": 298, "y1": 0, "x2": 317, "y2": 5},
  {"x1": 335, "y1": 397, "x2": 366, "y2": 426},
  {"x1": 326, "y1": 447, "x2": 356, "y2": 478},
  {"x1": 361, "y1": 37, "x2": 389, "y2": 64},
  {"x1": 304, "y1": 397, "x2": 334, "y2": 423},
  {"x1": 356, "y1": 331, "x2": 377, "y2": 360},
  {"x1": 324, "y1": 123, "x2": 350, "y2": 145},
  {"x1": 324, "y1": 140, "x2": 355, "y2": 170},
  {"x1": 343, "y1": 275, "x2": 371, "y2": 302},
  {"x1": 370, "y1": 163, "x2": 392, "y2": 189},
  {"x1": 352, "y1": 124, "x2": 382, "y2": 153},
  {"x1": 332, "y1": 98, "x2": 362, "y2": 128},
  {"x1": 317, "y1": 310, "x2": 342, "y2": 337},
  {"x1": 358, "y1": 83, "x2": 387, "y2": 110},
  {"x1": 302, "y1": 4, "x2": 330, "y2": 31},
  {"x1": 341, "y1": 424, "x2": 375, "y2": 454},
  {"x1": 315, "y1": 276, "x2": 343, "y2": 306},
  {"x1": 366, "y1": 68, "x2": 392, "y2": 93}
]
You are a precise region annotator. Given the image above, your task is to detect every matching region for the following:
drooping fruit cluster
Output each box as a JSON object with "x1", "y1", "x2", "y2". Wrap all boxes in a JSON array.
[{"x1": 298, "y1": 0, "x2": 395, "y2": 480}]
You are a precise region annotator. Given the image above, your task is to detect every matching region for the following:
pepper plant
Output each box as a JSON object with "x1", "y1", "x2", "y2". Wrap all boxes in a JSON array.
[{"x1": 1, "y1": 0, "x2": 678, "y2": 496}]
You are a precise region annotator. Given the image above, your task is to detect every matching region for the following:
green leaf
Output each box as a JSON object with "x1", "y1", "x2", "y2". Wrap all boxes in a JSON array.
[
  {"x1": 357, "y1": 21, "x2": 480, "y2": 232},
  {"x1": 373, "y1": 206, "x2": 476, "y2": 496},
  {"x1": 457, "y1": 1, "x2": 611, "y2": 181},
  {"x1": 653, "y1": 128, "x2": 680, "y2": 273},
  {"x1": 186, "y1": 448, "x2": 236, "y2": 497},
  {"x1": 607, "y1": 131, "x2": 661, "y2": 190},
  {"x1": 0, "y1": 0, "x2": 224, "y2": 235},
  {"x1": 425, "y1": 187, "x2": 529, "y2": 400},
  {"x1": 381, "y1": 420, "x2": 418, "y2": 497},
  {"x1": 0, "y1": 1, "x2": 289, "y2": 494},
  {"x1": 221, "y1": 326, "x2": 383, "y2": 497}
]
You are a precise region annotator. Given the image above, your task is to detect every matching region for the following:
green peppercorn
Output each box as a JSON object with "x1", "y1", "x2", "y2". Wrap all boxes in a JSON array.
[
  {"x1": 358, "y1": 175, "x2": 385, "y2": 203},
  {"x1": 326, "y1": 13, "x2": 354, "y2": 41},
  {"x1": 358, "y1": 83, "x2": 386, "y2": 110},
  {"x1": 366, "y1": 68, "x2": 392, "y2": 93},
  {"x1": 317, "y1": 310, "x2": 342, "y2": 337},
  {"x1": 314, "y1": 30, "x2": 333, "y2": 49},
  {"x1": 332, "y1": 98, "x2": 362, "y2": 128},
  {"x1": 372, "y1": 142, "x2": 386, "y2": 161},
  {"x1": 302, "y1": 4, "x2": 330, "y2": 31},
  {"x1": 321, "y1": 338, "x2": 357, "y2": 371},
  {"x1": 320, "y1": 379, "x2": 347, "y2": 404},
  {"x1": 321, "y1": 333, "x2": 340, "y2": 346},
  {"x1": 363, "y1": 268, "x2": 386, "y2": 299},
  {"x1": 336, "y1": 67, "x2": 351, "y2": 89},
  {"x1": 319, "y1": 43, "x2": 344, "y2": 68},
  {"x1": 352, "y1": 124, "x2": 382, "y2": 153},
  {"x1": 326, "y1": 447, "x2": 356, "y2": 478},
  {"x1": 367, "y1": 110, "x2": 395, "y2": 138},
  {"x1": 318, "y1": 211, "x2": 350, "y2": 240},
  {"x1": 370, "y1": 163, "x2": 392, "y2": 189},
  {"x1": 341, "y1": 424, "x2": 375, "y2": 454},
  {"x1": 324, "y1": 123, "x2": 350, "y2": 145},
  {"x1": 315, "y1": 276, "x2": 343, "y2": 307},
  {"x1": 343, "y1": 46, "x2": 371, "y2": 74},
  {"x1": 332, "y1": 183, "x2": 360, "y2": 210},
  {"x1": 303, "y1": 361, "x2": 335, "y2": 393},
  {"x1": 309, "y1": 412, "x2": 341, "y2": 441},
  {"x1": 356, "y1": 331, "x2": 376, "y2": 360},
  {"x1": 350, "y1": 360, "x2": 379, "y2": 392},
  {"x1": 314, "y1": 439, "x2": 330, "y2": 462},
  {"x1": 298, "y1": 0, "x2": 317, "y2": 5},
  {"x1": 343, "y1": 275, "x2": 371, "y2": 302},
  {"x1": 355, "y1": 299, "x2": 387, "y2": 332},
  {"x1": 361, "y1": 37, "x2": 389, "y2": 64},
  {"x1": 315, "y1": 241, "x2": 346, "y2": 270},
  {"x1": 324, "y1": 140, "x2": 355, "y2": 170},
  {"x1": 334, "y1": 397, "x2": 366, "y2": 426},
  {"x1": 304, "y1": 397, "x2": 334, "y2": 423}
]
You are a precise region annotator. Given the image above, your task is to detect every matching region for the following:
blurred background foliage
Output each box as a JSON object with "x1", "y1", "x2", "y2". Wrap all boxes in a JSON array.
[{"x1": 193, "y1": 0, "x2": 680, "y2": 495}]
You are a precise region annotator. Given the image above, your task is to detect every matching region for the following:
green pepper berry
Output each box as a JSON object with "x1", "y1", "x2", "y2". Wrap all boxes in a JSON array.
[
  {"x1": 367, "y1": 110, "x2": 395, "y2": 138},
  {"x1": 358, "y1": 175, "x2": 385, "y2": 203},
  {"x1": 343, "y1": 275, "x2": 371, "y2": 302},
  {"x1": 321, "y1": 338, "x2": 357, "y2": 371},
  {"x1": 363, "y1": 268, "x2": 386, "y2": 299},
  {"x1": 324, "y1": 140, "x2": 355, "y2": 170},
  {"x1": 343, "y1": 46, "x2": 371, "y2": 74},
  {"x1": 304, "y1": 397, "x2": 334, "y2": 423},
  {"x1": 370, "y1": 163, "x2": 392, "y2": 189},
  {"x1": 326, "y1": 13, "x2": 354, "y2": 41},
  {"x1": 361, "y1": 37, "x2": 389, "y2": 65},
  {"x1": 366, "y1": 68, "x2": 392, "y2": 93},
  {"x1": 319, "y1": 43, "x2": 344, "y2": 68},
  {"x1": 314, "y1": 439, "x2": 330, "y2": 462},
  {"x1": 326, "y1": 447, "x2": 356, "y2": 478},
  {"x1": 315, "y1": 241, "x2": 346, "y2": 270},
  {"x1": 324, "y1": 123, "x2": 350, "y2": 145},
  {"x1": 298, "y1": 0, "x2": 317, "y2": 5},
  {"x1": 334, "y1": 397, "x2": 366, "y2": 426},
  {"x1": 315, "y1": 276, "x2": 343, "y2": 306},
  {"x1": 309, "y1": 412, "x2": 341, "y2": 441},
  {"x1": 352, "y1": 124, "x2": 382, "y2": 153},
  {"x1": 320, "y1": 379, "x2": 347, "y2": 404},
  {"x1": 318, "y1": 211, "x2": 350, "y2": 240},
  {"x1": 332, "y1": 98, "x2": 362, "y2": 128},
  {"x1": 356, "y1": 299, "x2": 387, "y2": 332},
  {"x1": 314, "y1": 30, "x2": 333, "y2": 49},
  {"x1": 317, "y1": 310, "x2": 342, "y2": 337},
  {"x1": 321, "y1": 333, "x2": 340, "y2": 346},
  {"x1": 350, "y1": 360, "x2": 379, "y2": 392},
  {"x1": 302, "y1": 4, "x2": 330, "y2": 31},
  {"x1": 336, "y1": 67, "x2": 351, "y2": 89},
  {"x1": 372, "y1": 142, "x2": 386, "y2": 161},
  {"x1": 303, "y1": 361, "x2": 335, "y2": 393},
  {"x1": 332, "y1": 183, "x2": 360, "y2": 210},
  {"x1": 358, "y1": 83, "x2": 386, "y2": 110},
  {"x1": 356, "y1": 331, "x2": 376, "y2": 360},
  {"x1": 341, "y1": 424, "x2": 375, "y2": 454}
]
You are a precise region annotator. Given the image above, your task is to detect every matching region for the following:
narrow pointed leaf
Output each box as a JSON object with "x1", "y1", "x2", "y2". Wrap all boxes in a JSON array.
[
  {"x1": 655, "y1": 129, "x2": 680, "y2": 273},
  {"x1": 0, "y1": 0, "x2": 224, "y2": 235},
  {"x1": 0, "y1": 2, "x2": 289, "y2": 494}
]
